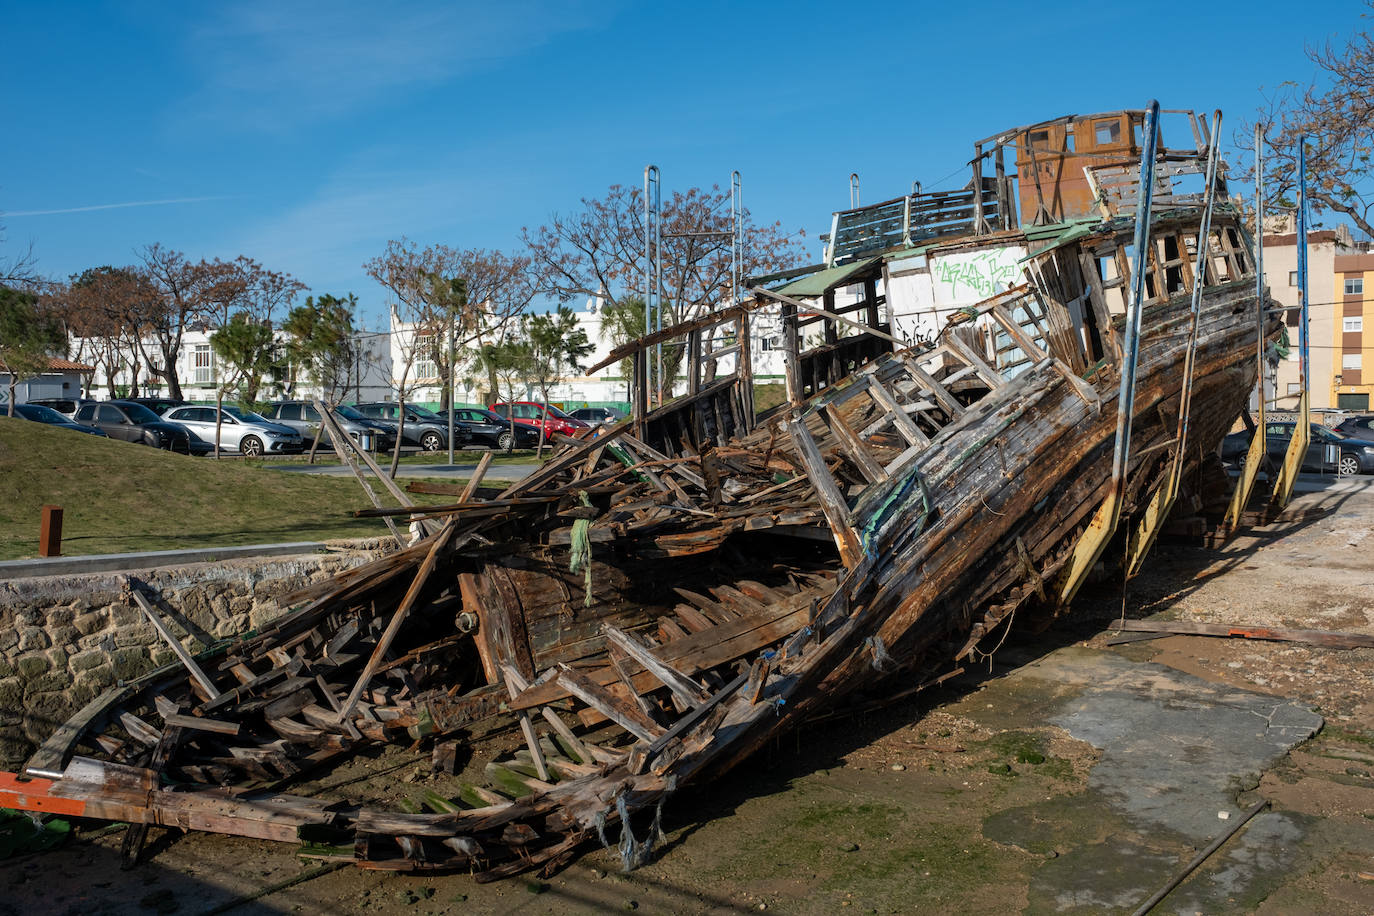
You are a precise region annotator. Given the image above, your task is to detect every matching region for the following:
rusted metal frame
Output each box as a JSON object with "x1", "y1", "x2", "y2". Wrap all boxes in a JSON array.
[
  {"x1": 1056, "y1": 99, "x2": 1161, "y2": 607},
  {"x1": 783, "y1": 416, "x2": 863, "y2": 568},
  {"x1": 1126, "y1": 110, "x2": 1223, "y2": 577},
  {"x1": 1225, "y1": 125, "x2": 1268, "y2": 532}
]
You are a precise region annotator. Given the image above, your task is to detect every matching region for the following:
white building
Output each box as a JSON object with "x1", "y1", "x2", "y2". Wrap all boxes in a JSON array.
[{"x1": 70, "y1": 326, "x2": 393, "y2": 405}]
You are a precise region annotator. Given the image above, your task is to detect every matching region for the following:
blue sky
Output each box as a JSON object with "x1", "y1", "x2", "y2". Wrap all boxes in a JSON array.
[{"x1": 2, "y1": 0, "x2": 1363, "y2": 328}]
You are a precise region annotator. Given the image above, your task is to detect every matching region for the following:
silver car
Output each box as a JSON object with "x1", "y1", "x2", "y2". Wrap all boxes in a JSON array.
[{"x1": 162, "y1": 405, "x2": 305, "y2": 456}]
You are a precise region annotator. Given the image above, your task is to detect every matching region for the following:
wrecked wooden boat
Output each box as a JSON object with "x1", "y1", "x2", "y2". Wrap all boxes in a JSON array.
[{"x1": 3, "y1": 103, "x2": 1269, "y2": 880}]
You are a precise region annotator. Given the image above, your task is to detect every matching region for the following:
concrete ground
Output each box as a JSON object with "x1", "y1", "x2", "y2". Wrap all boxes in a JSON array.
[{"x1": 2, "y1": 475, "x2": 1372, "y2": 914}]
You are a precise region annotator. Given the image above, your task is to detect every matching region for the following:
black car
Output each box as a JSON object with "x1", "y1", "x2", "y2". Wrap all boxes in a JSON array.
[
  {"x1": 351, "y1": 402, "x2": 468, "y2": 451},
  {"x1": 72, "y1": 400, "x2": 195, "y2": 453},
  {"x1": 11, "y1": 403, "x2": 108, "y2": 436},
  {"x1": 1220, "y1": 421, "x2": 1374, "y2": 477},
  {"x1": 26, "y1": 397, "x2": 92, "y2": 418},
  {"x1": 1333, "y1": 414, "x2": 1374, "y2": 438},
  {"x1": 568, "y1": 406, "x2": 627, "y2": 427},
  {"x1": 444, "y1": 407, "x2": 540, "y2": 450}
]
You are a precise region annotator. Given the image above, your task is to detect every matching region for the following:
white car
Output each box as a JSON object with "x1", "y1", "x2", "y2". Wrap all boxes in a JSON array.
[{"x1": 162, "y1": 405, "x2": 305, "y2": 456}]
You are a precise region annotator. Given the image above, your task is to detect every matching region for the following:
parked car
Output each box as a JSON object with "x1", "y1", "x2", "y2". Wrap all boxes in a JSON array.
[
  {"x1": 72, "y1": 400, "x2": 194, "y2": 453},
  {"x1": 1333, "y1": 414, "x2": 1374, "y2": 438},
  {"x1": 126, "y1": 396, "x2": 190, "y2": 415},
  {"x1": 10, "y1": 403, "x2": 108, "y2": 436},
  {"x1": 443, "y1": 407, "x2": 541, "y2": 450},
  {"x1": 26, "y1": 397, "x2": 92, "y2": 418},
  {"x1": 162, "y1": 405, "x2": 305, "y2": 456},
  {"x1": 350, "y1": 402, "x2": 468, "y2": 451},
  {"x1": 488, "y1": 401, "x2": 591, "y2": 442},
  {"x1": 568, "y1": 406, "x2": 627, "y2": 427},
  {"x1": 262, "y1": 401, "x2": 396, "y2": 451},
  {"x1": 1219, "y1": 421, "x2": 1374, "y2": 476}
]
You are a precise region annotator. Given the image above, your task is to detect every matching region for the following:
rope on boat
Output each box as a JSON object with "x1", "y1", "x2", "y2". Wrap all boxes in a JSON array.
[
  {"x1": 865, "y1": 634, "x2": 896, "y2": 672},
  {"x1": 596, "y1": 789, "x2": 671, "y2": 872},
  {"x1": 568, "y1": 490, "x2": 595, "y2": 607},
  {"x1": 858, "y1": 468, "x2": 931, "y2": 558}
]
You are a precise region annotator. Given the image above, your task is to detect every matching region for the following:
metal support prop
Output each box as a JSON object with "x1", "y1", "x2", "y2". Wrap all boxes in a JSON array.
[
  {"x1": 644, "y1": 165, "x2": 662, "y2": 408},
  {"x1": 1225, "y1": 124, "x2": 1270, "y2": 531},
  {"x1": 1126, "y1": 110, "x2": 1223, "y2": 577},
  {"x1": 1056, "y1": 100, "x2": 1160, "y2": 607},
  {"x1": 732, "y1": 170, "x2": 754, "y2": 429},
  {"x1": 1270, "y1": 136, "x2": 1310, "y2": 511}
]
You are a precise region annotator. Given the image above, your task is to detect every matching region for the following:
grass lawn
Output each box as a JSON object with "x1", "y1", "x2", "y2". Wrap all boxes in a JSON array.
[{"x1": 0, "y1": 418, "x2": 474, "y2": 561}]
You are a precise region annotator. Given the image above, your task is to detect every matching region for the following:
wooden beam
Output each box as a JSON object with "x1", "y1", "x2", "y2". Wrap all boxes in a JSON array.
[
  {"x1": 127, "y1": 584, "x2": 220, "y2": 700},
  {"x1": 500, "y1": 665, "x2": 551, "y2": 782},
  {"x1": 336, "y1": 520, "x2": 456, "y2": 722},
  {"x1": 602, "y1": 625, "x2": 709, "y2": 708},
  {"x1": 783, "y1": 418, "x2": 862, "y2": 567},
  {"x1": 555, "y1": 665, "x2": 663, "y2": 743}
]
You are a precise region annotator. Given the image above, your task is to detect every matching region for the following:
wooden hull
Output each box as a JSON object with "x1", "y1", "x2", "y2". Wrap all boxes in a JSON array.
[{"x1": 8, "y1": 178, "x2": 1268, "y2": 880}]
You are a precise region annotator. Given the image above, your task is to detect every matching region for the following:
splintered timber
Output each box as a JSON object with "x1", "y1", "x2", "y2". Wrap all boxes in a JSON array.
[{"x1": 4, "y1": 105, "x2": 1272, "y2": 880}]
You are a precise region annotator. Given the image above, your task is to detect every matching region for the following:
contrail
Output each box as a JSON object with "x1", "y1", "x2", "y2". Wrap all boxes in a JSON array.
[{"x1": 6, "y1": 196, "x2": 228, "y2": 217}]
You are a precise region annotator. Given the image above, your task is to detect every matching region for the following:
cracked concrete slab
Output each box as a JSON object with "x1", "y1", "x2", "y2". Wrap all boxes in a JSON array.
[{"x1": 965, "y1": 646, "x2": 1323, "y2": 913}]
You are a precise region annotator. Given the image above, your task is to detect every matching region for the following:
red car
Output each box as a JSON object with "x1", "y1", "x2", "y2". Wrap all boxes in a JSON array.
[{"x1": 488, "y1": 401, "x2": 591, "y2": 441}]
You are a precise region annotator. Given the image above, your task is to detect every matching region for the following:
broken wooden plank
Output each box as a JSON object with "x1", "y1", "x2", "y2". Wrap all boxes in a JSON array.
[
  {"x1": 337, "y1": 520, "x2": 457, "y2": 722},
  {"x1": 127, "y1": 583, "x2": 221, "y2": 701},
  {"x1": 499, "y1": 664, "x2": 551, "y2": 783},
  {"x1": 1112, "y1": 620, "x2": 1374, "y2": 649},
  {"x1": 555, "y1": 665, "x2": 663, "y2": 743},
  {"x1": 602, "y1": 625, "x2": 709, "y2": 709}
]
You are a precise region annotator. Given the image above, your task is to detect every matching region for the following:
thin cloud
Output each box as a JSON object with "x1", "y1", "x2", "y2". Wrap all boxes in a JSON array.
[
  {"x1": 180, "y1": 0, "x2": 610, "y2": 128},
  {"x1": 8, "y1": 197, "x2": 228, "y2": 217}
]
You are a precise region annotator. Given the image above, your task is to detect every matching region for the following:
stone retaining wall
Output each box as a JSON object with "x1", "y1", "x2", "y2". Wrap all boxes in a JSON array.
[{"x1": 0, "y1": 541, "x2": 387, "y2": 769}]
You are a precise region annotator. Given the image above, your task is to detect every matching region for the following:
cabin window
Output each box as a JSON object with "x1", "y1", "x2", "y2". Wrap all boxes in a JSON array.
[
  {"x1": 1094, "y1": 119, "x2": 1121, "y2": 146},
  {"x1": 1028, "y1": 129, "x2": 1051, "y2": 149},
  {"x1": 1064, "y1": 131, "x2": 1076, "y2": 152}
]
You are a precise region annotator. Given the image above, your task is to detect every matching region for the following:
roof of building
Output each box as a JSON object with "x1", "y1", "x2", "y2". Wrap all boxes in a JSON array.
[{"x1": 46, "y1": 357, "x2": 94, "y2": 371}]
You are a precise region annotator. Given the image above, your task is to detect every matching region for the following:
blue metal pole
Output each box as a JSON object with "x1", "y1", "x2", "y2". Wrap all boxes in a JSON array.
[
  {"x1": 1111, "y1": 100, "x2": 1161, "y2": 491},
  {"x1": 1297, "y1": 138, "x2": 1309, "y2": 396}
]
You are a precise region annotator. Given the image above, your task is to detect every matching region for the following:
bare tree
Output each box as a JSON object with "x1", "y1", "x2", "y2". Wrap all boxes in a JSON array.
[
  {"x1": 364, "y1": 239, "x2": 530, "y2": 474},
  {"x1": 1244, "y1": 2, "x2": 1374, "y2": 237},
  {"x1": 53, "y1": 267, "x2": 159, "y2": 397},
  {"x1": 523, "y1": 184, "x2": 805, "y2": 318},
  {"x1": 136, "y1": 244, "x2": 244, "y2": 399}
]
